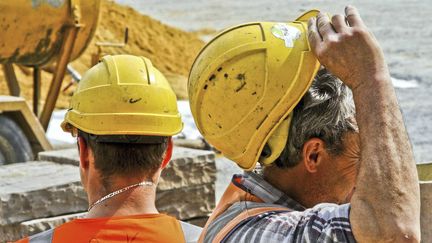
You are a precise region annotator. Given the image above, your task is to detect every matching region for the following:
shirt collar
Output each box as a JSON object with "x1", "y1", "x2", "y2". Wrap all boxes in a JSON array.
[{"x1": 232, "y1": 171, "x2": 305, "y2": 211}]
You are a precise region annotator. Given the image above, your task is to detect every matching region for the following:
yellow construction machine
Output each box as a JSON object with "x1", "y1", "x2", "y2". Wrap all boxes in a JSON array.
[{"x1": 0, "y1": 0, "x2": 100, "y2": 164}]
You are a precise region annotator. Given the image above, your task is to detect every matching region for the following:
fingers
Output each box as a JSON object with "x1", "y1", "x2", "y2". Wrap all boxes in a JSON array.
[
  {"x1": 345, "y1": 5, "x2": 364, "y2": 27},
  {"x1": 307, "y1": 7, "x2": 365, "y2": 58},
  {"x1": 308, "y1": 17, "x2": 322, "y2": 41},
  {"x1": 316, "y1": 12, "x2": 336, "y2": 39},
  {"x1": 331, "y1": 14, "x2": 349, "y2": 33},
  {"x1": 307, "y1": 17, "x2": 323, "y2": 54}
]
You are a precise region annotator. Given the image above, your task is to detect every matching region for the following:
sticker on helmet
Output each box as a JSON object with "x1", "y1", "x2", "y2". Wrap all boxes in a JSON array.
[{"x1": 271, "y1": 23, "x2": 301, "y2": 48}]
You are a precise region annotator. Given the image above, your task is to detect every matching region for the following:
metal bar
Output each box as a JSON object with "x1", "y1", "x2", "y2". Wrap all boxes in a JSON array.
[
  {"x1": 2, "y1": 64, "x2": 20, "y2": 96},
  {"x1": 39, "y1": 26, "x2": 80, "y2": 130},
  {"x1": 33, "y1": 67, "x2": 41, "y2": 116},
  {"x1": 66, "y1": 64, "x2": 81, "y2": 82}
]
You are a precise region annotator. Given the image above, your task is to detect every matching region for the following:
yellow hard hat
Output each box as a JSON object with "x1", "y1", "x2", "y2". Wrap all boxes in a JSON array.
[
  {"x1": 188, "y1": 10, "x2": 320, "y2": 170},
  {"x1": 62, "y1": 54, "x2": 183, "y2": 136}
]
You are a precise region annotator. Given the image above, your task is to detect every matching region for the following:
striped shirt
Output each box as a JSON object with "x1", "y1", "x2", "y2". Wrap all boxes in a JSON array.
[{"x1": 205, "y1": 172, "x2": 356, "y2": 242}]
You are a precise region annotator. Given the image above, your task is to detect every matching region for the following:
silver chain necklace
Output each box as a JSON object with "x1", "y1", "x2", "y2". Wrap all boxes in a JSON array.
[{"x1": 88, "y1": 181, "x2": 154, "y2": 212}]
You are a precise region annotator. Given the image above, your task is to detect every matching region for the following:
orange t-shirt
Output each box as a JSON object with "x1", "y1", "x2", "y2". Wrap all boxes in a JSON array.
[{"x1": 15, "y1": 213, "x2": 185, "y2": 243}]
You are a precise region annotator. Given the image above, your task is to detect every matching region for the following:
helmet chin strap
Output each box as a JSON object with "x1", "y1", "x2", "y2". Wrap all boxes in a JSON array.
[{"x1": 161, "y1": 139, "x2": 173, "y2": 169}]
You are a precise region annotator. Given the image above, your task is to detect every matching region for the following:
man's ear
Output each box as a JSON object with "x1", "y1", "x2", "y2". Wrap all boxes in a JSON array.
[
  {"x1": 160, "y1": 138, "x2": 173, "y2": 169},
  {"x1": 302, "y1": 138, "x2": 327, "y2": 173},
  {"x1": 78, "y1": 137, "x2": 90, "y2": 170}
]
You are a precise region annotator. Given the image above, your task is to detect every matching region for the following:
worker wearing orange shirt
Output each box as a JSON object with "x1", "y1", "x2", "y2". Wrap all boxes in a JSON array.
[{"x1": 15, "y1": 54, "x2": 195, "y2": 243}]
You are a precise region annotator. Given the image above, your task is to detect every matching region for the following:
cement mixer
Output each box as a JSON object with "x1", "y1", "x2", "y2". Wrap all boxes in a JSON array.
[{"x1": 0, "y1": 0, "x2": 101, "y2": 164}]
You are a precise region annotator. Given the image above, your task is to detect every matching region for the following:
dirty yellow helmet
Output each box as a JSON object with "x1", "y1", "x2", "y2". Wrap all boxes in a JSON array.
[
  {"x1": 188, "y1": 10, "x2": 320, "y2": 170},
  {"x1": 62, "y1": 54, "x2": 182, "y2": 136}
]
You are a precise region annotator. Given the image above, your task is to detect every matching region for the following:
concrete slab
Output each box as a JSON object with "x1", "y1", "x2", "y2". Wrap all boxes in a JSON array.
[{"x1": 0, "y1": 161, "x2": 86, "y2": 226}]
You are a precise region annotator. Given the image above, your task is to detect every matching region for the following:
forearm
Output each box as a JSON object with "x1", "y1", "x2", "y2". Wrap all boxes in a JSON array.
[
  {"x1": 306, "y1": 6, "x2": 421, "y2": 241},
  {"x1": 350, "y1": 73, "x2": 420, "y2": 242}
]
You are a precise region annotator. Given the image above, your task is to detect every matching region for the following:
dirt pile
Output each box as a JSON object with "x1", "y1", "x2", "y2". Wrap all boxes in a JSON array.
[
  {"x1": 73, "y1": 0, "x2": 205, "y2": 79},
  {"x1": 0, "y1": 0, "x2": 204, "y2": 109}
]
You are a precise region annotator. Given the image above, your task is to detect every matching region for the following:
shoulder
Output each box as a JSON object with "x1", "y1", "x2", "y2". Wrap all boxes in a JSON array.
[
  {"x1": 227, "y1": 203, "x2": 355, "y2": 243},
  {"x1": 204, "y1": 201, "x2": 288, "y2": 242},
  {"x1": 18, "y1": 220, "x2": 78, "y2": 243},
  {"x1": 20, "y1": 228, "x2": 55, "y2": 243},
  {"x1": 301, "y1": 202, "x2": 352, "y2": 224}
]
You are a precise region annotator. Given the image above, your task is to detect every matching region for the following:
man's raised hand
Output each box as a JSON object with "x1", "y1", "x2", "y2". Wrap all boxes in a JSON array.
[{"x1": 307, "y1": 6, "x2": 389, "y2": 91}]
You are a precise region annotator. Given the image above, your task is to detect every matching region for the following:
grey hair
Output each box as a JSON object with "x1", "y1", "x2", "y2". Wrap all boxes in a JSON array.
[{"x1": 274, "y1": 68, "x2": 358, "y2": 168}]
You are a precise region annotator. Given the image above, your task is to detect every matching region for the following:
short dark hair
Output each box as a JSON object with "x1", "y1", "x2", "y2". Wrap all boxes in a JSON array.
[
  {"x1": 79, "y1": 131, "x2": 169, "y2": 182},
  {"x1": 274, "y1": 69, "x2": 358, "y2": 168}
]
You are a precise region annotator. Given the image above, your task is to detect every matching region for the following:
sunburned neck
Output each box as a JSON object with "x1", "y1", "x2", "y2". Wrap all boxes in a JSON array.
[
  {"x1": 86, "y1": 177, "x2": 159, "y2": 218},
  {"x1": 263, "y1": 165, "x2": 317, "y2": 208}
]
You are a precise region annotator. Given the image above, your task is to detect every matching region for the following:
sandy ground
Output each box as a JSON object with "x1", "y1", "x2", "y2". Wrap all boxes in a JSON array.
[{"x1": 116, "y1": 0, "x2": 432, "y2": 164}]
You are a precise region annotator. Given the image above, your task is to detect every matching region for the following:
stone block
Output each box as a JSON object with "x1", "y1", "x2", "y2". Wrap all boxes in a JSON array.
[
  {"x1": 38, "y1": 148, "x2": 79, "y2": 166},
  {"x1": 0, "y1": 161, "x2": 87, "y2": 226},
  {"x1": 157, "y1": 183, "x2": 215, "y2": 220},
  {"x1": 159, "y1": 147, "x2": 216, "y2": 190},
  {"x1": 38, "y1": 147, "x2": 217, "y2": 190},
  {"x1": 0, "y1": 223, "x2": 23, "y2": 243}
]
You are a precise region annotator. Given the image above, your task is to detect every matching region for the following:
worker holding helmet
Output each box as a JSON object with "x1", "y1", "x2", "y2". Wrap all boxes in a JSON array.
[{"x1": 189, "y1": 6, "x2": 420, "y2": 242}]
